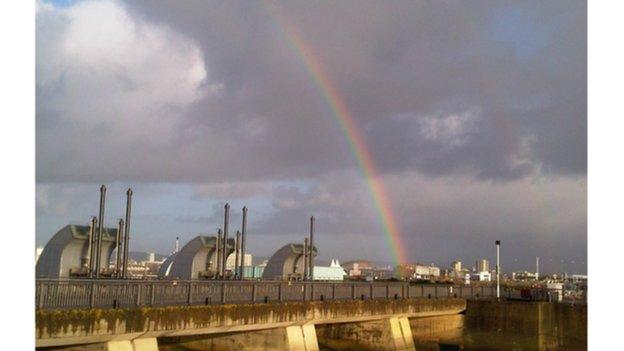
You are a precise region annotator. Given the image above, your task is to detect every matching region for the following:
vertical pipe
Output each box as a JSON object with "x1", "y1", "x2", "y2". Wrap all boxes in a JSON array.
[
  {"x1": 122, "y1": 188, "x2": 132, "y2": 279},
  {"x1": 235, "y1": 230, "x2": 241, "y2": 279},
  {"x1": 216, "y1": 229, "x2": 222, "y2": 279},
  {"x1": 115, "y1": 219, "x2": 124, "y2": 278},
  {"x1": 309, "y1": 216, "x2": 315, "y2": 281},
  {"x1": 241, "y1": 206, "x2": 248, "y2": 280},
  {"x1": 88, "y1": 216, "x2": 97, "y2": 277},
  {"x1": 303, "y1": 238, "x2": 309, "y2": 281},
  {"x1": 95, "y1": 185, "x2": 106, "y2": 278},
  {"x1": 175, "y1": 236, "x2": 179, "y2": 253},
  {"x1": 496, "y1": 240, "x2": 501, "y2": 299},
  {"x1": 222, "y1": 203, "x2": 230, "y2": 279}
]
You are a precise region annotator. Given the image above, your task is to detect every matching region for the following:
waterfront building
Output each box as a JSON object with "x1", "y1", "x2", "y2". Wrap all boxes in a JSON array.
[
  {"x1": 476, "y1": 259, "x2": 490, "y2": 273},
  {"x1": 470, "y1": 271, "x2": 492, "y2": 282},
  {"x1": 343, "y1": 260, "x2": 373, "y2": 276},
  {"x1": 242, "y1": 265, "x2": 265, "y2": 279},
  {"x1": 512, "y1": 270, "x2": 538, "y2": 281},
  {"x1": 312, "y1": 259, "x2": 347, "y2": 281},
  {"x1": 397, "y1": 263, "x2": 441, "y2": 280}
]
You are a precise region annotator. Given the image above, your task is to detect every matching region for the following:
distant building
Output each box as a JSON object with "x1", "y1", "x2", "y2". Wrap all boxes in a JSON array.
[
  {"x1": 313, "y1": 259, "x2": 347, "y2": 281},
  {"x1": 512, "y1": 270, "x2": 537, "y2": 281},
  {"x1": 470, "y1": 271, "x2": 491, "y2": 282},
  {"x1": 343, "y1": 260, "x2": 372, "y2": 274},
  {"x1": 451, "y1": 261, "x2": 462, "y2": 272},
  {"x1": 546, "y1": 282, "x2": 564, "y2": 302},
  {"x1": 476, "y1": 259, "x2": 490, "y2": 273},
  {"x1": 148, "y1": 252, "x2": 155, "y2": 263},
  {"x1": 242, "y1": 266, "x2": 265, "y2": 279},
  {"x1": 397, "y1": 263, "x2": 440, "y2": 280}
]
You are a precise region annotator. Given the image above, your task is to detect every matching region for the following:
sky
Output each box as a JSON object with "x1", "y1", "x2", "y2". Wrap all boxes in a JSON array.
[{"x1": 36, "y1": 0, "x2": 586, "y2": 274}]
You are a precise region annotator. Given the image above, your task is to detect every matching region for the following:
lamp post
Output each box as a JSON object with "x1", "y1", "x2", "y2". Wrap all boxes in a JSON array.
[{"x1": 496, "y1": 240, "x2": 501, "y2": 299}]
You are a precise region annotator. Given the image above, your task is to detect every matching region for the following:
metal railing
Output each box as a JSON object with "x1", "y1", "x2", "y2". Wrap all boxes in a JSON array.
[{"x1": 35, "y1": 279, "x2": 496, "y2": 310}]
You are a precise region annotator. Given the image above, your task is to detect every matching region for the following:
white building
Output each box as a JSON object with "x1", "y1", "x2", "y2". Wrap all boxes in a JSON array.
[
  {"x1": 312, "y1": 259, "x2": 347, "y2": 281},
  {"x1": 148, "y1": 252, "x2": 155, "y2": 263},
  {"x1": 546, "y1": 282, "x2": 564, "y2": 302},
  {"x1": 476, "y1": 259, "x2": 490, "y2": 272},
  {"x1": 415, "y1": 264, "x2": 440, "y2": 279},
  {"x1": 471, "y1": 271, "x2": 492, "y2": 282}
]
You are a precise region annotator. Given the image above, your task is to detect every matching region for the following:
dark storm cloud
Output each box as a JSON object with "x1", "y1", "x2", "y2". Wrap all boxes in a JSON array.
[{"x1": 37, "y1": 0, "x2": 585, "y2": 183}]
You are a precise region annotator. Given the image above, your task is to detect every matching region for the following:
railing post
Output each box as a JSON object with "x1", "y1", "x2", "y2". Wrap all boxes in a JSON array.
[
  {"x1": 332, "y1": 283, "x2": 336, "y2": 300},
  {"x1": 421, "y1": 285, "x2": 425, "y2": 297},
  {"x1": 252, "y1": 284, "x2": 257, "y2": 303},
  {"x1": 303, "y1": 283, "x2": 307, "y2": 301},
  {"x1": 435, "y1": 285, "x2": 438, "y2": 298},
  {"x1": 36, "y1": 283, "x2": 44, "y2": 309},
  {"x1": 150, "y1": 283, "x2": 156, "y2": 306},
  {"x1": 370, "y1": 284, "x2": 374, "y2": 299},
  {"x1": 351, "y1": 284, "x2": 356, "y2": 300},
  {"x1": 221, "y1": 282, "x2": 227, "y2": 303},
  {"x1": 136, "y1": 284, "x2": 142, "y2": 307},
  {"x1": 89, "y1": 282, "x2": 96, "y2": 308},
  {"x1": 278, "y1": 283, "x2": 283, "y2": 301},
  {"x1": 187, "y1": 282, "x2": 193, "y2": 305},
  {"x1": 310, "y1": 284, "x2": 314, "y2": 301},
  {"x1": 386, "y1": 284, "x2": 390, "y2": 299}
]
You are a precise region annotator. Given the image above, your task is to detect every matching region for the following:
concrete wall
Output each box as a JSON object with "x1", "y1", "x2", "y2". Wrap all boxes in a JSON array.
[
  {"x1": 464, "y1": 300, "x2": 587, "y2": 350},
  {"x1": 36, "y1": 298, "x2": 466, "y2": 349}
]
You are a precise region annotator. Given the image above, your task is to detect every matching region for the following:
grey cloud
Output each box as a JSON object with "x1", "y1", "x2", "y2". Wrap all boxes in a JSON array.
[
  {"x1": 37, "y1": 0, "x2": 585, "y2": 183},
  {"x1": 35, "y1": 0, "x2": 586, "y2": 272}
]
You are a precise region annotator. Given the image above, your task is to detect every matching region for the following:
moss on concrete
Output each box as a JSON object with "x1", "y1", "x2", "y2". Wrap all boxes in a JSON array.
[{"x1": 36, "y1": 298, "x2": 466, "y2": 342}]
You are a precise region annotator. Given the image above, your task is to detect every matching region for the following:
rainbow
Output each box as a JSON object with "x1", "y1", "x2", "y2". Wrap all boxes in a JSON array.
[{"x1": 263, "y1": 2, "x2": 408, "y2": 265}]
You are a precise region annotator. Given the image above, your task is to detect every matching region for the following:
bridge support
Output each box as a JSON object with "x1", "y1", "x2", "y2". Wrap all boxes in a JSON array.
[
  {"x1": 389, "y1": 317, "x2": 415, "y2": 351},
  {"x1": 286, "y1": 324, "x2": 319, "y2": 351},
  {"x1": 316, "y1": 317, "x2": 415, "y2": 351},
  {"x1": 107, "y1": 338, "x2": 158, "y2": 351}
]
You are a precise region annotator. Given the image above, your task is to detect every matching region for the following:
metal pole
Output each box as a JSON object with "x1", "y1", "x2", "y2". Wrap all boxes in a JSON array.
[
  {"x1": 115, "y1": 219, "x2": 124, "y2": 278},
  {"x1": 88, "y1": 216, "x2": 97, "y2": 277},
  {"x1": 496, "y1": 240, "x2": 501, "y2": 299},
  {"x1": 303, "y1": 238, "x2": 309, "y2": 281},
  {"x1": 222, "y1": 203, "x2": 230, "y2": 279},
  {"x1": 216, "y1": 229, "x2": 222, "y2": 279},
  {"x1": 536, "y1": 257, "x2": 540, "y2": 281},
  {"x1": 309, "y1": 216, "x2": 315, "y2": 281},
  {"x1": 241, "y1": 206, "x2": 248, "y2": 280},
  {"x1": 122, "y1": 188, "x2": 132, "y2": 279},
  {"x1": 235, "y1": 230, "x2": 241, "y2": 280},
  {"x1": 95, "y1": 185, "x2": 106, "y2": 278}
]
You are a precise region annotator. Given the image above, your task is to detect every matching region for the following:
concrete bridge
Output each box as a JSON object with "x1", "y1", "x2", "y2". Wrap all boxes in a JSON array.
[{"x1": 36, "y1": 280, "x2": 495, "y2": 350}]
